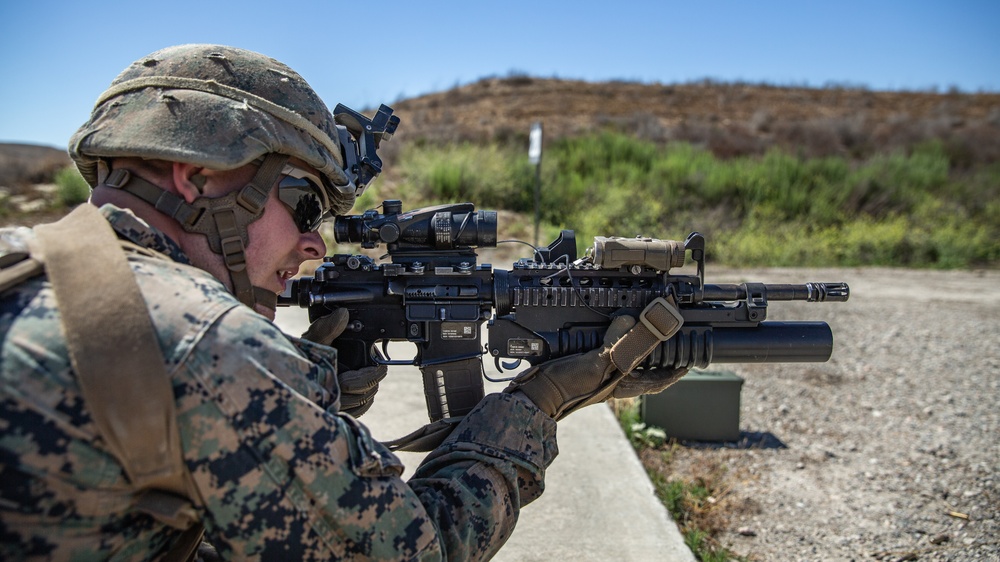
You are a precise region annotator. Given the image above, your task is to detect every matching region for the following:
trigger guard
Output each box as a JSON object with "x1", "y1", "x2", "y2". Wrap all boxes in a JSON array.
[
  {"x1": 368, "y1": 341, "x2": 414, "y2": 366},
  {"x1": 499, "y1": 357, "x2": 523, "y2": 371}
]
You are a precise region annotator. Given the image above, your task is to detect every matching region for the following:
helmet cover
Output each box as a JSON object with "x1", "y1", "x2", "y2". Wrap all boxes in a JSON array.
[{"x1": 69, "y1": 44, "x2": 357, "y2": 215}]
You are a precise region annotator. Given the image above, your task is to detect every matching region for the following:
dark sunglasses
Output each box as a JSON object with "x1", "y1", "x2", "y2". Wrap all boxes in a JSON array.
[{"x1": 277, "y1": 165, "x2": 329, "y2": 233}]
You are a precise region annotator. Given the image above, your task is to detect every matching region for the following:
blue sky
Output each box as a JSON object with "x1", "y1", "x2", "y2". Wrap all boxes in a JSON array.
[{"x1": 1, "y1": 1, "x2": 997, "y2": 148}]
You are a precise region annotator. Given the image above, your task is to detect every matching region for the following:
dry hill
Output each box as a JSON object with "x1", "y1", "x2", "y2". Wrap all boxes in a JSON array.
[
  {"x1": 0, "y1": 143, "x2": 70, "y2": 190},
  {"x1": 388, "y1": 77, "x2": 1000, "y2": 164}
]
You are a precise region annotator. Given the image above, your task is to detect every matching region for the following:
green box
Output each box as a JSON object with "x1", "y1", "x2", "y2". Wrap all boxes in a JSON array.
[{"x1": 640, "y1": 370, "x2": 744, "y2": 442}]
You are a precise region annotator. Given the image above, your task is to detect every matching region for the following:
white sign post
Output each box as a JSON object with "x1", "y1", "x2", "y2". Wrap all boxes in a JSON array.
[
  {"x1": 528, "y1": 122, "x2": 543, "y2": 165},
  {"x1": 529, "y1": 122, "x2": 543, "y2": 245}
]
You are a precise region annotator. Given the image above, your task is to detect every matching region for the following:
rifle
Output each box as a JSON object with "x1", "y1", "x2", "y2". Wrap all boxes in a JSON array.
[{"x1": 278, "y1": 200, "x2": 850, "y2": 423}]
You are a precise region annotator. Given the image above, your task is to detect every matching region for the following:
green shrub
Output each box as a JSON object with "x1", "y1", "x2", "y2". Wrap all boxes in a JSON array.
[
  {"x1": 395, "y1": 133, "x2": 998, "y2": 269},
  {"x1": 55, "y1": 167, "x2": 90, "y2": 207},
  {"x1": 399, "y1": 143, "x2": 535, "y2": 212}
]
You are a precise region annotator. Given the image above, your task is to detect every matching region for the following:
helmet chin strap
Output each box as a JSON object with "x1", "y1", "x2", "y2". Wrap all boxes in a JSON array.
[{"x1": 102, "y1": 153, "x2": 290, "y2": 314}]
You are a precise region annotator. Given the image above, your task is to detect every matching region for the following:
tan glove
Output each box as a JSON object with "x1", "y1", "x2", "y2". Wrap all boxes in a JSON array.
[
  {"x1": 301, "y1": 308, "x2": 388, "y2": 418},
  {"x1": 505, "y1": 297, "x2": 684, "y2": 420},
  {"x1": 611, "y1": 366, "x2": 689, "y2": 399},
  {"x1": 335, "y1": 364, "x2": 387, "y2": 417},
  {"x1": 301, "y1": 307, "x2": 351, "y2": 346}
]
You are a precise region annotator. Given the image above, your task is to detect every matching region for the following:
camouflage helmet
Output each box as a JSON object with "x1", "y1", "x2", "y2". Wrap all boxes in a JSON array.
[{"x1": 69, "y1": 44, "x2": 357, "y2": 215}]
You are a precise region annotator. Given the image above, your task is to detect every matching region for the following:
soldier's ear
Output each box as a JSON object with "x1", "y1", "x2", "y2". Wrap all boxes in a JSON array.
[{"x1": 172, "y1": 162, "x2": 208, "y2": 203}]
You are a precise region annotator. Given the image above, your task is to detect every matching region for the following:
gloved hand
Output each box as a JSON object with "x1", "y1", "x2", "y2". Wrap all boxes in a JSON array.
[
  {"x1": 301, "y1": 308, "x2": 350, "y2": 347},
  {"x1": 611, "y1": 366, "x2": 689, "y2": 399},
  {"x1": 301, "y1": 308, "x2": 388, "y2": 418},
  {"x1": 505, "y1": 297, "x2": 685, "y2": 420},
  {"x1": 335, "y1": 364, "x2": 387, "y2": 417}
]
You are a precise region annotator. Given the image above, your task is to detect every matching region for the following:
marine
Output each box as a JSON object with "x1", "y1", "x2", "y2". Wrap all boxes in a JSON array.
[{"x1": 0, "y1": 44, "x2": 686, "y2": 561}]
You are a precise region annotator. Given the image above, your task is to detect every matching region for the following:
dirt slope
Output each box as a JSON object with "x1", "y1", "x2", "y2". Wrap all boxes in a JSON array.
[{"x1": 389, "y1": 77, "x2": 1000, "y2": 162}]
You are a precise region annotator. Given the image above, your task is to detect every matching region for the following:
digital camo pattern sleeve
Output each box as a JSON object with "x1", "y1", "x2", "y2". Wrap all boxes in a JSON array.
[
  {"x1": 179, "y1": 302, "x2": 558, "y2": 561},
  {"x1": 407, "y1": 393, "x2": 558, "y2": 560}
]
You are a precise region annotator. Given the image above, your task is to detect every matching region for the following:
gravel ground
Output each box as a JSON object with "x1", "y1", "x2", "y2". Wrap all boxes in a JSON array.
[{"x1": 661, "y1": 267, "x2": 999, "y2": 561}]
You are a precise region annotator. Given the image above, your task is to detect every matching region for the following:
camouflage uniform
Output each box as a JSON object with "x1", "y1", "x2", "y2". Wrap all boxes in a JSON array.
[{"x1": 0, "y1": 205, "x2": 558, "y2": 561}]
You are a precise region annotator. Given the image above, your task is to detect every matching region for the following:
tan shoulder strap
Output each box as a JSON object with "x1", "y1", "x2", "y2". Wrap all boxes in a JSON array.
[{"x1": 33, "y1": 206, "x2": 204, "y2": 549}]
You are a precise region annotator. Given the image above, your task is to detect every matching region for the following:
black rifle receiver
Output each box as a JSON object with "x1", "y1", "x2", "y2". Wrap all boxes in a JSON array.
[{"x1": 279, "y1": 201, "x2": 850, "y2": 424}]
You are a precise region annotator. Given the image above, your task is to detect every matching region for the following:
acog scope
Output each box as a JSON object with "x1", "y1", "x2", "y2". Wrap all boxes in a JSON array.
[{"x1": 334, "y1": 200, "x2": 498, "y2": 252}]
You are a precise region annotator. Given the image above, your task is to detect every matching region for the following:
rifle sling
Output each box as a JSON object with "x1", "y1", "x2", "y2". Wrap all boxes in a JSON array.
[
  {"x1": 383, "y1": 417, "x2": 463, "y2": 453},
  {"x1": 32, "y1": 205, "x2": 204, "y2": 556}
]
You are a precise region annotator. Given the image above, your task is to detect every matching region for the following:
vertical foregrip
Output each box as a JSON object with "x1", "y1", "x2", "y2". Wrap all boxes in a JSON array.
[{"x1": 419, "y1": 358, "x2": 487, "y2": 422}]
